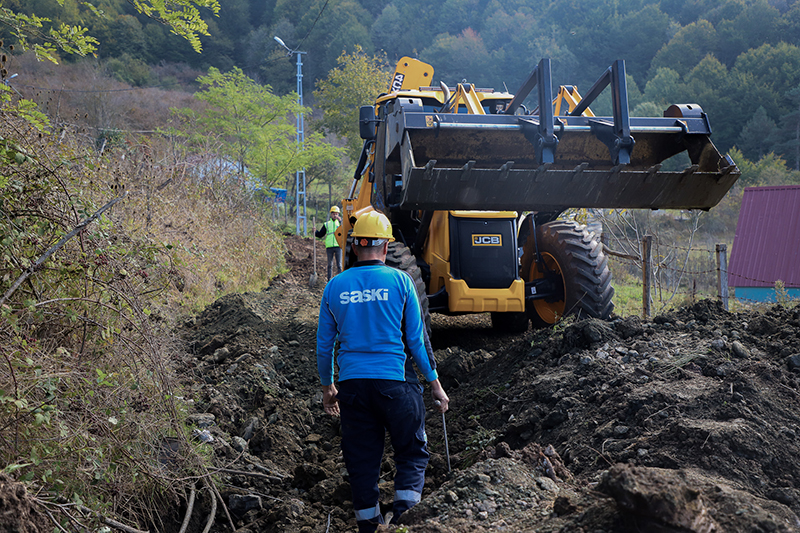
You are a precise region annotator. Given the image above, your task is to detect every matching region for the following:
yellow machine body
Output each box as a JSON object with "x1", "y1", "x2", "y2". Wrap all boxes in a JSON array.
[{"x1": 338, "y1": 57, "x2": 739, "y2": 327}]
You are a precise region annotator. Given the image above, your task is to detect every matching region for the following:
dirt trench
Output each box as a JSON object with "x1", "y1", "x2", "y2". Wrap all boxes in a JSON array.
[{"x1": 174, "y1": 234, "x2": 800, "y2": 532}]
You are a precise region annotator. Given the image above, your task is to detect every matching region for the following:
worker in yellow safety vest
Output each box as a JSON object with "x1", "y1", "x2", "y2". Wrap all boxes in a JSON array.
[{"x1": 315, "y1": 206, "x2": 342, "y2": 280}]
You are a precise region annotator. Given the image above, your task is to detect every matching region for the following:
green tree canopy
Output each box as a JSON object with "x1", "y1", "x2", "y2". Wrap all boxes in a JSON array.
[
  {"x1": 0, "y1": 0, "x2": 221, "y2": 62},
  {"x1": 642, "y1": 67, "x2": 682, "y2": 106},
  {"x1": 733, "y1": 43, "x2": 800, "y2": 111},
  {"x1": 420, "y1": 29, "x2": 492, "y2": 88},
  {"x1": 650, "y1": 19, "x2": 717, "y2": 77},
  {"x1": 715, "y1": 0, "x2": 781, "y2": 66},
  {"x1": 729, "y1": 147, "x2": 800, "y2": 187},
  {"x1": 737, "y1": 106, "x2": 778, "y2": 162},
  {"x1": 174, "y1": 66, "x2": 341, "y2": 188},
  {"x1": 774, "y1": 87, "x2": 800, "y2": 171},
  {"x1": 313, "y1": 47, "x2": 391, "y2": 161}
]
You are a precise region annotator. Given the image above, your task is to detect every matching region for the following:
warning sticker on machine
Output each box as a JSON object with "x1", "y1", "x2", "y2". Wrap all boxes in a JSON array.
[{"x1": 472, "y1": 234, "x2": 502, "y2": 246}]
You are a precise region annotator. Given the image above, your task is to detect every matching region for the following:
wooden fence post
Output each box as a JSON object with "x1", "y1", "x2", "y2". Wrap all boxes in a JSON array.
[
  {"x1": 642, "y1": 235, "x2": 653, "y2": 319},
  {"x1": 716, "y1": 243, "x2": 729, "y2": 311}
]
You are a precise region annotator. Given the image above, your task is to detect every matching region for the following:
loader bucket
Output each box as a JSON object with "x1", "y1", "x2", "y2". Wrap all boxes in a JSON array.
[
  {"x1": 396, "y1": 117, "x2": 738, "y2": 211},
  {"x1": 388, "y1": 60, "x2": 739, "y2": 212}
]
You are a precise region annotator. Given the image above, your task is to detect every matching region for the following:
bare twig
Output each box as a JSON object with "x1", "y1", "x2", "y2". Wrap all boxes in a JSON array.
[
  {"x1": 1, "y1": 345, "x2": 21, "y2": 451},
  {"x1": 602, "y1": 245, "x2": 640, "y2": 262},
  {"x1": 207, "y1": 476, "x2": 236, "y2": 531},
  {"x1": 178, "y1": 485, "x2": 197, "y2": 533},
  {"x1": 0, "y1": 192, "x2": 128, "y2": 307},
  {"x1": 589, "y1": 446, "x2": 614, "y2": 466},
  {"x1": 34, "y1": 498, "x2": 148, "y2": 533},
  {"x1": 218, "y1": 483, "x2": 285, "y2": 503},
  {"x1": 217, "y1": 468, "x2": 282, "y2": 483},
  {"x1": 98, "y1": 515, "x2": 149, "y2": 533},
  {"x1": 201, "y1": 485, "x2": 217, "y2": 533},
  {"x1": 42, "y1": 507, "x2": 70, "y2": 533},
  {"x1": 34, "y1": 499, "x2": 87, "y2": 531},
  {"x1": 658, "y1": 210, "x2": 702, "y2": 311},
  {"x1": 77, "y1": 504, "x2": 149, "y2": 533}
]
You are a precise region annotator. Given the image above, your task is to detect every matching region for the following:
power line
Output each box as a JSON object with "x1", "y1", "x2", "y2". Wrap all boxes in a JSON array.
[
  {"x1": 295, "y1": 0, "x2": 330, "y2": 52},
  {"x1": 239, "y1": 0, "x2": 331, "y2": 72}
]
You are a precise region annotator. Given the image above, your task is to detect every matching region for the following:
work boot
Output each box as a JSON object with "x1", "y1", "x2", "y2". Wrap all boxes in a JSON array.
[
  {"x1": 391, "y1": 500, "x2": 415, "y2": 523},
  {"x1": 356, "y1": 517, "x2": 383, "y2": 533}
]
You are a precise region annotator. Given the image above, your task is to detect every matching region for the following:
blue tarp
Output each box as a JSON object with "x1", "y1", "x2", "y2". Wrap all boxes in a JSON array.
[{"x1": 269, "y1": 188, "x2": 287, "y2": 202}]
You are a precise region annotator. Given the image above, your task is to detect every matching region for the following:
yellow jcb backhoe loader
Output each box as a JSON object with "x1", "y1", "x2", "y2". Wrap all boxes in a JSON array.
[{"x1": 334, "y1": 57, "x2": 740, "y2": 332}]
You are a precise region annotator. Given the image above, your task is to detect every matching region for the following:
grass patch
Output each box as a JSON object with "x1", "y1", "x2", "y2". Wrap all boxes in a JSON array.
[{"x1": 0, "y1": 97, "x2": 285, "y2": 529}]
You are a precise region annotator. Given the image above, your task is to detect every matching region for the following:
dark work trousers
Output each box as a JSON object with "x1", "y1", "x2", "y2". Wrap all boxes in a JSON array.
[
  {"x1": 336, "y1": 379, "x2": 429, "y2": 533},
  {"x1": 326, "y1": 246, "x2": 342, "y2": 280}
]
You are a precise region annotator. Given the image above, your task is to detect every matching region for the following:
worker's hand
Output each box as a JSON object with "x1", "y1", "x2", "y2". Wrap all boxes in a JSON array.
[
  {"x1": 322, "y1": 384, "x2": 339, "y2": 416},
  {"x1": 430, "y1": 379, "x2": 449, "y2": 413}
]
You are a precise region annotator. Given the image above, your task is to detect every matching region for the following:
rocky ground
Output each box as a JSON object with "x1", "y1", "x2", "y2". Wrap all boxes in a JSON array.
[{"x1": 8, "y1": 233, "x2": 796, "y2": 532}]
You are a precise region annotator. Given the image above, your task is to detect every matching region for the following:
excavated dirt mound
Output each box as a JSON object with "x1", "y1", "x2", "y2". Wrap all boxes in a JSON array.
[
  {"x1": 0, "y1": 474, "x2": 52, "y2": 533},
  {"x1": 175, "y1": 234, "x2": 800, "y2": 532}
]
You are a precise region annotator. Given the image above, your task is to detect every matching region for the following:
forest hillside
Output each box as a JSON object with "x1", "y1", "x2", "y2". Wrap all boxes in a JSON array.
[{"x1": 4, "y1": 0, "x2": 800, "y2": 165}]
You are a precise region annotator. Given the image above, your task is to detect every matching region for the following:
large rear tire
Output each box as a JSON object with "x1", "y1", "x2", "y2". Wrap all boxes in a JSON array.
[
  {"x1": 520, "y1": 220, "x2": 614, "y2": 327},
  {"x1": 385, "y1": 242, "x2": 431, "y2": 335}
]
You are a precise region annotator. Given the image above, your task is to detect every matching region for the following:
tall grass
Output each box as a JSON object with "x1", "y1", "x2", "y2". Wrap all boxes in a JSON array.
[
  {"x1": 0, "y1": 82, "x2": 284, "y2": 530},
  {"x1": 108, "y1": 136, "x2": 287, "y2": 314}
]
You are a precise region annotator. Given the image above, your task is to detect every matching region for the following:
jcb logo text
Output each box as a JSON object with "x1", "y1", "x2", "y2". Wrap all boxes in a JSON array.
[{"x1": 472, "y1": 234, "x2": 502, "y2": 246}]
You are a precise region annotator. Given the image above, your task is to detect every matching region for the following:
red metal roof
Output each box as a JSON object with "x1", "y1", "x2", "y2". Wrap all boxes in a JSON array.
[{"x1": 729, "y1": 185, "x2": 800, "y2": 288}]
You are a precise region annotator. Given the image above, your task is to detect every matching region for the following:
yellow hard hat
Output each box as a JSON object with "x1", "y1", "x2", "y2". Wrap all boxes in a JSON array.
[
  {"x1": 329, "y1": 206, "x2": 341, "y2": 214},
  {"x1": 351, "y1": 211, "x2": 395, "y2": 245}
]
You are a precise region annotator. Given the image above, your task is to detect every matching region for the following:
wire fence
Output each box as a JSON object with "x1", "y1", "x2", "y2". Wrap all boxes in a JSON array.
[{"x1": 603, "y1": 235, "x2": 798, "y2": 317}]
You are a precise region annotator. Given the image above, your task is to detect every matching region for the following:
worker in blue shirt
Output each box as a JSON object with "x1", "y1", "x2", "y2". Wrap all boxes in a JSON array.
[
  {"x1": 316, "y1": 210, "x2": 449, "y2": 533},
  {"x1": 315, "y1": 205, "x2": 342, "y2": 280}
]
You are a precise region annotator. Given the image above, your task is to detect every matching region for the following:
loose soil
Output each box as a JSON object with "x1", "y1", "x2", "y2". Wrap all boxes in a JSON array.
[
  {"x1": 175, "y1": 237, "x2": 800, "y2": 533},
  {"x1": 0, "y1": 474, "x2": 51, "y2": 533},
  {"x1": 162, "y1": 235, "x2": 800, "y2": 531}
]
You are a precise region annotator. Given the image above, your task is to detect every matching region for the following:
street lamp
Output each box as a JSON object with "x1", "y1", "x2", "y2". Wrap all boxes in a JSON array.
[
  {"x1": 3, "y1": 73, "x2": 22, "y2": 97},
  {"x1": 274, "y1": 36, "x2": 308, "y2": 236}
]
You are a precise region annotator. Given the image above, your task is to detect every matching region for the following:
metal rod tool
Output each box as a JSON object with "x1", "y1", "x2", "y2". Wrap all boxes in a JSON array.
[{"x1": 435, "y1": 400, "x2": 451, "y2": 472}]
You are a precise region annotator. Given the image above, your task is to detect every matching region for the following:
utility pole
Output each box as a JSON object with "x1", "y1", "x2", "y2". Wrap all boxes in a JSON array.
[{"x1": 274, "y1": 36, "x2": 308, "y2": 236}]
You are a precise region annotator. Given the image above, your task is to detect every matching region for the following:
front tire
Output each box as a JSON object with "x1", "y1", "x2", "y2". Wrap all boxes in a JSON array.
[
  {"x1": 385, "y1": 242, "x2": 431, "y2": 335},
  {"x1": 520, "y1": 219, "x2": 614, "y2": 327}
]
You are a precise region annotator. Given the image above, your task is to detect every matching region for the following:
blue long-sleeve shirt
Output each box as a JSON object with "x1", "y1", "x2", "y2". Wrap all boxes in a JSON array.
[{"x1": 316, "y1": 260, "x2": 438, "y2": 386}]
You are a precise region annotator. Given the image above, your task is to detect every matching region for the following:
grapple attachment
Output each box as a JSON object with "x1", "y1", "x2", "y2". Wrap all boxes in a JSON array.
[{"x1": 381, "y1": 60, "x2": 739, "y2": 212}]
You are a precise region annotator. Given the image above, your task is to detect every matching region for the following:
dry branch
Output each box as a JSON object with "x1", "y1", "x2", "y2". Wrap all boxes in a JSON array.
[
  {"x1": 209, "y1": 478, "x2": 236, "y2": 532},
  {"x1": 0, "y1": 192, "x2": 128, "y2": 307},
  {"x1": 217, "y1": 467, "x2": 282, "y2": 483},
  {"x1": 98, "y1": 515, "x2": 149, "y2": 533},
  {"x1": 201, "y1": 485, "x2": 217, "y2": 533},
  {"x1": 34, "y1": 497, "x2": 149, "y2": 533},
  {"x1": 602, "y1": 244, "x2": 640, "y2": 262},
  {"x1": 178, "y1": 485, "x2": 197, "y2": 533}
]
